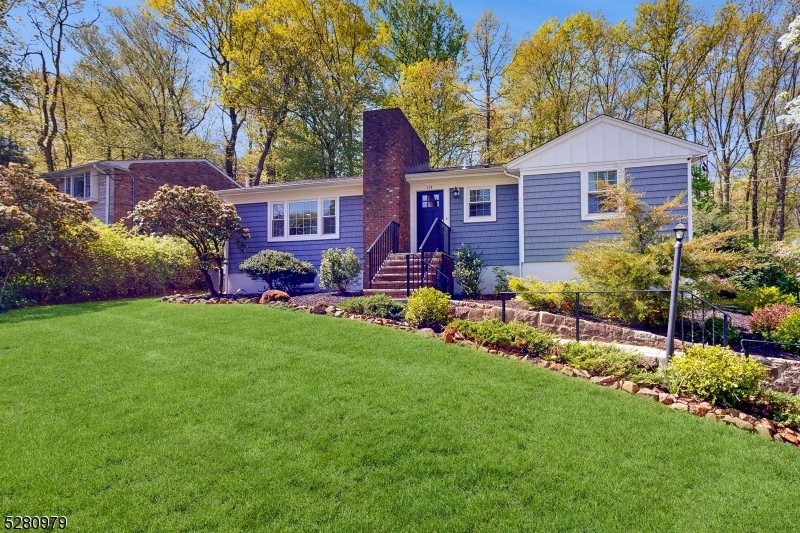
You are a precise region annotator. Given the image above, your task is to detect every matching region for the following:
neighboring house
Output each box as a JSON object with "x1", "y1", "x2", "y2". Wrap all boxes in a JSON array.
[
  {"x1": 42, "y1": 159, "x2": 240, "y2": 225},
  {"x1": 217, "y1": 109, "x2": 708, "y2": 295}
]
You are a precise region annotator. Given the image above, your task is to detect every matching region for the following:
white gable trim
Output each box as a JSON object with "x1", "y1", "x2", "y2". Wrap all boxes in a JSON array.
[{"x1": 506, "y1": 115, "x2": 708, "y2": 170}]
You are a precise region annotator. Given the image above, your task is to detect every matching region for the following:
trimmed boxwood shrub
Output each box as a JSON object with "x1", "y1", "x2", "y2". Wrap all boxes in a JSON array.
[
  {"x1": 238, "y1": 250, "x2": 316, "y2": 293},
  {"x1": 319, "y1": 247, "x2": 361, "y2": 293},
  {"x1": 448, "y1": 318, "x2": 556, "y2": 355},
  {"x1": 340, "y1": 294, "x2": 405, "y2": 320},
  {"x1": 664, "y1": 345, "x2": 767, "y2": 407},
  {"x1": 405, "y1": 287, "x2": 451, "y2": 329}
]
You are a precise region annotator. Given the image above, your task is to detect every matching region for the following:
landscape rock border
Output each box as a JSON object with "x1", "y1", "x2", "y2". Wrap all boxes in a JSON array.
[{"x1": 163, "y1": 292, "x2": 800, "y2": 448}]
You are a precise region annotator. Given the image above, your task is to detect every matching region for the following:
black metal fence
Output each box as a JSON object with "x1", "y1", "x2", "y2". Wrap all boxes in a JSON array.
[
  {"x1": 497, "y1": 289, "x2": 732, "y2": 347},
  {"x1": 366, "y1": 221, "x2": 399, "y2": 288}
]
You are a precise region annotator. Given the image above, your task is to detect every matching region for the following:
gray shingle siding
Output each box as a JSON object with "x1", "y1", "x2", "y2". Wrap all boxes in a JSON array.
[
  {"x1": 523, "y1": 163, "x2": 687, "y2": 262},
  {"x1": 229, "y1": 195, "x2": 363, "y2": 274},
  {"x1": 449, "y1": 184, "x2": 519, "y2": 266}
]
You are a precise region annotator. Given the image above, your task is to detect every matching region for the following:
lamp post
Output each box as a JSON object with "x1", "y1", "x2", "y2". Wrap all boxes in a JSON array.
[{"x1": 665, "y1": 222, "x2": 687, "y2": 362}]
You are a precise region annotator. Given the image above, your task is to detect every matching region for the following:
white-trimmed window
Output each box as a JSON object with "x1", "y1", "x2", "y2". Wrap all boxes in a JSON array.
[
  {"x1": 581, "y1": 168, "x2": 621, "y2": 220},
  {"x1": 269, "y1": 198, "x2": 339, "y2": 241},
  {"x1": 64, "y1": 172, "x2": 94, "y2": 201},
  {"x1": 463, "y1": 185, "x2": 496, "y2": 222}
]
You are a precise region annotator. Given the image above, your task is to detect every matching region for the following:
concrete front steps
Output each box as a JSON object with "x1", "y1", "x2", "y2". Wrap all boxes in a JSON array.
[{"x1": 363, "y1": 253, "x2": 443, "y2": 298}]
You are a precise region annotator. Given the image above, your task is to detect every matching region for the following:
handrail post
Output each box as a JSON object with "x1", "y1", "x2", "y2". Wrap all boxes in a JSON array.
[
  {"x1": 405, "y1": 254, "x2": 410, "y2": 297},
  {"x1": 575, "y1": 292, "x2": 580, "y2": 342},
  {"x1": 501, "y1": 293, "x2": 507, "y2": 323},
  {"x1": 723, "y1": 315, "x2": 729, "y2": 346},
  {"x1": 743, "y1": 340, "x2": 750, "y2": 358}
]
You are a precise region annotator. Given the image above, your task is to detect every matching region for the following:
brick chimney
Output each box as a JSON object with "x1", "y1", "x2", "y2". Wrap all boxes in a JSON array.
[{"x1": 362, "y1": 108, "x2": 429, "y2": 282}]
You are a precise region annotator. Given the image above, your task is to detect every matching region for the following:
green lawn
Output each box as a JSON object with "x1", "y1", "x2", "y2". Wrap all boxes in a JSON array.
[{"x1": 1, "y1": 299, "x2": 799, "y2": 532}]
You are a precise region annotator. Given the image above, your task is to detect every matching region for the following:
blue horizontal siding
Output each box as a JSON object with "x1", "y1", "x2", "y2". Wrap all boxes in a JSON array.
[
  {"x1": 229, "y1": 195, "x2": 363, "y2": 274},
  {"x1": 523, "y1": 163, "x2": 688, "y2": 262},
  {"x1": 449, "y1": 184, "x2": 519, "y2": 266}
]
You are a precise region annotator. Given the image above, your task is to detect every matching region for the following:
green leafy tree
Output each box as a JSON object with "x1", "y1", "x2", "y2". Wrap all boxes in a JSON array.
[
  {"x1": 377, "y1": 0, "x2": 466, "y2": 78},
  {"x1": 0, "y1": 164, "x2": 96, "y2": 309},
  {"x1": 691, "y1": 164, "x2": 715, "y2": 211},
  {"x1": 391, "y1": 59, "x2": 472, "y2": 167},
  {"x1": 131, "y1": 185, "x2": 249, "y2": 296}
]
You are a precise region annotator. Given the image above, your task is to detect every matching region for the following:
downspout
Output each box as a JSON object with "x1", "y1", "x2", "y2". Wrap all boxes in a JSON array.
[{"x1": 503, "y1": 166, "x2": 523, "y2": 277}]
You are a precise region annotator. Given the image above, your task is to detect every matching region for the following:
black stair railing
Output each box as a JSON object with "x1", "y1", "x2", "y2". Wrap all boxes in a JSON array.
[
  {"x1": 366, "y1": 221, "x2": 399, "y2": 288},
  {"x1": 406, "y1": 219, "x2": 453, "y2": 295}
]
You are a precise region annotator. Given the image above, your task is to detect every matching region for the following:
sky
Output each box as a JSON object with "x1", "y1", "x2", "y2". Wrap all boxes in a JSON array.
[{"x1": 13, "y1": 0, "x2": 727, "y2": 58}]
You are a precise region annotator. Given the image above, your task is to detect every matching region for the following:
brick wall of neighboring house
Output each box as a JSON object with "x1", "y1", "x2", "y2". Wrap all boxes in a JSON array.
[
  {"x1": 112, "y1": 161, "x2": 237, "y2": 224},
  {"x1": 362, "y1": 108, "x2": 430, "y2": 282}
]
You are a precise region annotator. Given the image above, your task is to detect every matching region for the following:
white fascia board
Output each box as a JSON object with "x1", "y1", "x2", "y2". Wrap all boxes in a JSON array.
[{"x1": 216, "y1": 179, "x2": 363, "y2": 204}]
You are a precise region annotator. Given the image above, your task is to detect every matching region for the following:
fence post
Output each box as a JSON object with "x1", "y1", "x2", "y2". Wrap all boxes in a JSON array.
[
  {"x1": 405, "y1": 254, "x2": 410, "y2": 297},
  {"x1": 575, "y1": 292, "x2": 580, "y2": 342},
  {"x1": 501, "y1": 293, "x2": 507, "y2": 323},
  {"x1": 723, "y1": 315, "x2": 729, "y2": 347}
]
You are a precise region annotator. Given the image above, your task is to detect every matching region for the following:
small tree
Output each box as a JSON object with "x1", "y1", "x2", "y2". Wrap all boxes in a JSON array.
[
  {"x1": 319, "y1": 247, "x2": 361, "y2": 293},
  {"x1": 131, "y1": 185, "x2": 249, "y2": 296},
  {"x1": 453, "y1": 243, "x2": 485, "y2": 297}
]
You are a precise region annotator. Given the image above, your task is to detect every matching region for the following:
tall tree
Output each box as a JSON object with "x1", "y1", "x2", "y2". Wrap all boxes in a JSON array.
[
  {"x1": 148, "y1": 0, "x2": 246, "y2": 178},
  {"x1": 630, "y1": 0, "x2": 718, "y2": 136},
  {"x1": 391, "y1": 59, "x2": 472, "y2": 167},
  {"x1": 23, "y1": 0, "x2": 89, "y2": 171},
  {"x1": 376, "y1": 0, "x2": 466, "y2": 77},
  {"x1": 0, "y1": 0, "x2": 21, "y2": 106},
  {"x1": 505, "y1": 14, "x2": 593, "y2": 150},
  {"x1": 70, "y1": 7, "x2": 211, "y2": 160},
  {"x1": 468, "y1": 9, "x2": 512, "y2": 164}
]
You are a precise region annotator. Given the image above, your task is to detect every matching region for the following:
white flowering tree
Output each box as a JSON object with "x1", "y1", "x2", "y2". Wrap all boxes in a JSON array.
[{"x1": 778, "y1": 16, "x2": 800, "y2": 125}]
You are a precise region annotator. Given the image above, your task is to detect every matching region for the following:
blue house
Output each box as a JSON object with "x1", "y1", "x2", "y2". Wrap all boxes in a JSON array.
[{"x1": 217, "y1": 108, "x2": 708, "y2": 295}]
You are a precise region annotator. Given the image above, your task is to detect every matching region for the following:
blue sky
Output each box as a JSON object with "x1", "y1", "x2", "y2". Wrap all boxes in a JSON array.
[{"x1": 13, "y1": 0, "x2": 726, "y2": 54}]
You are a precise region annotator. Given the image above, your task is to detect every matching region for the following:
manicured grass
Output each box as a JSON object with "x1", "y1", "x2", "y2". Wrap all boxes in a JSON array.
[{"x1": 1, "y1": 299, "x2": 799, "y2": 532}]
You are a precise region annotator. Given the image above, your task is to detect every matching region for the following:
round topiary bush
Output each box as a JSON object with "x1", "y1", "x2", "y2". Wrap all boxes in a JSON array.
[
  {"x1": 664, "y1": 345, "x2": 768, "y2": 407},
  {"x1": 405, "y1": 287, "x2": 451, "y2": 329},
  {"x1": 238, "y1": 250, "x2": 316, "y2": 294}
]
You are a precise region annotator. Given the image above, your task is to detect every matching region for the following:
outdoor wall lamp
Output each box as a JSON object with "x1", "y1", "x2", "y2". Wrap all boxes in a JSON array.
[{"x1": 452, "y1": 188, "x2": 460, "y2": 199}]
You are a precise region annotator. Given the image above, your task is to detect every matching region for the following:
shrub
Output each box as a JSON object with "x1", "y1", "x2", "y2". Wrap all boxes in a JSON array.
[
  {"x1": 774, "y1": 310, "x2": 800, "y2": 354},
  {"x1": 664, "y1": 345, "x2": 768, "y2": 407},
  {"x1": 733, "y1": 286, "x2": 797, "y2": 314},
  {"x1": 238, "y1": 250, "x2": 316, "y2": 293},
  {"x1": 749, "y1": 304, "x2": 799, "y2": 339},
  {"x1": 758, "y1": 388, "x2": 800, "y2": 430},
  {"x1": 319, "y1": 247, "x2": 361, "y2": 293},
  {"x1": 340, "y1": 294, "x2": 405, "y2": 320},
  {"x1": 448, "y1": 318, "x2": 556, "y2": 355},
  {"x1": 555, "y1": 341, "x2": 657, "y2": 383},
  {"x1": 728, "y1": 243, "x2": 800, "y2": 296},
  {"x1": 701, "y1": 316, "x2": 742, "y2": 346},
  {"x1": 492, "y1": 266, "x2": 511, "y2": 296},
  {"x1": 405, "y1": 287, "x2": 451, "y2": 329},
  {"x1": 453, "y1": 244, "x2": 485, "y2": 297},
  {"x1": 13, "y1": 222, "x2": 202, "y2": 306},
  {"x1": 508, "y1": 276, "x2": 590, "y2": 314}
]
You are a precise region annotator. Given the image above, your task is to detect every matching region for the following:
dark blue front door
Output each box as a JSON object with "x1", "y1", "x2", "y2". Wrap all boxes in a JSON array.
[{"x1": 417, "y1": 190, "x2": 443, "y2": 249}]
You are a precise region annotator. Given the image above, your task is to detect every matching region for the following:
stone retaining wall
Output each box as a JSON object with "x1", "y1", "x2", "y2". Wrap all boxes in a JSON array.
[
  {"x1": 449, "y1": 301, "x2": 672, "y2": 349},
  {"x1": 450, "y1": 301, "x2": 800, "y2": 394}
]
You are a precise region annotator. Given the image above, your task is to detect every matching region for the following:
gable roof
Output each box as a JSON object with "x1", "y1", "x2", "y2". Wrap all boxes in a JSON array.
[
  {"x1": 505, "y1": 115, "x2": 709, "y2": 171},
  {"x1": 42, "y1": 159, "x2": 241, "y2": 190}
]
